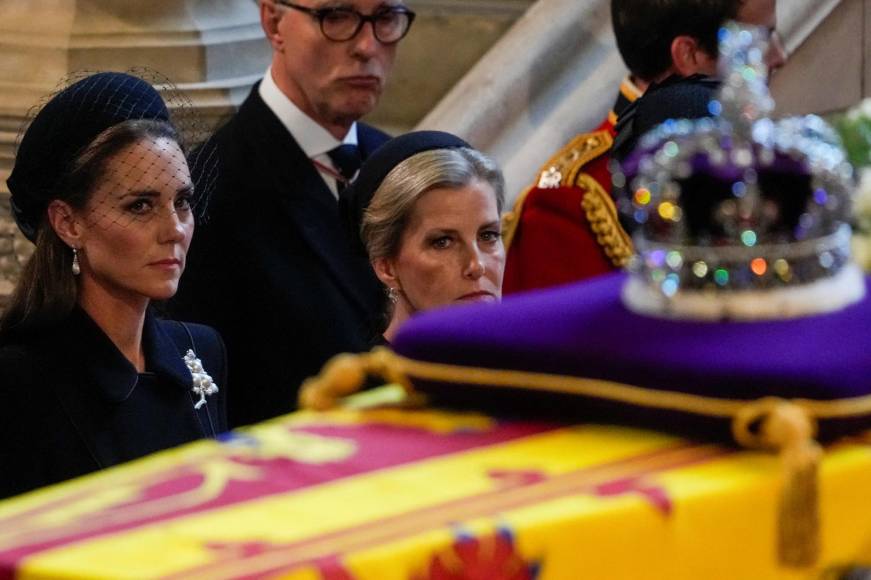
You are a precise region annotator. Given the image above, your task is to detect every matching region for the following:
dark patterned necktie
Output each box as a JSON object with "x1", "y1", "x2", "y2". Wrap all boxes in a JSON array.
[{"x1": 327, "y1": 144, "x2": 362, "y2": 193}]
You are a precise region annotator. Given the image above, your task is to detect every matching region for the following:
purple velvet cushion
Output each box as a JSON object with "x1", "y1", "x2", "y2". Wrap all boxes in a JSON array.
[{"x1": 391, "y1": 272, "x2": 871, "y2": 441}]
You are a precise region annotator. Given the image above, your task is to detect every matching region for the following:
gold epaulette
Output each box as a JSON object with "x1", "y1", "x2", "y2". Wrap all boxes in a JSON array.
[
  {"x1": 577, "y1": 173, "x2": 633, "y2": 267},
  {"x1": 503, "y1": 130, "x2": 614, "y2": 251},
  {"x1": 541, "y1": 129, "x2": 613, "y2": 188}
]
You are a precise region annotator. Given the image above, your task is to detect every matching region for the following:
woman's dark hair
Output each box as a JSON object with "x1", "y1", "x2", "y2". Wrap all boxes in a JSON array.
[
  {"x1": 0, "y1": 119, "x2": 178, "y2": 340},
  {"x1": 611, "y1": 0, "x2": 742, "y2": 82}
]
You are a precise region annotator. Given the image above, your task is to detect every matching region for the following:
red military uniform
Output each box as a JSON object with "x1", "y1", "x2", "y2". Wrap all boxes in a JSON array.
[{"x1": 503, "y1": 78, "x2": 641, "y2": 294}]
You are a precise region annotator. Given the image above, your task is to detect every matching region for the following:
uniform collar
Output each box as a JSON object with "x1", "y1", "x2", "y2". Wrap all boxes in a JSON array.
[{"x1": 609, "y1": 76, "x2": 644, "y2": 126}]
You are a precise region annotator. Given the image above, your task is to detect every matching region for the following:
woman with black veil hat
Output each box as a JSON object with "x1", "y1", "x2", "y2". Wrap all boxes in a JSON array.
[
  {"x1": 0, "y1": 72, "x2": 227, "y2": 499},
  {"x1": 341, "y1": 131, "x2": 507, "y2": 345}
]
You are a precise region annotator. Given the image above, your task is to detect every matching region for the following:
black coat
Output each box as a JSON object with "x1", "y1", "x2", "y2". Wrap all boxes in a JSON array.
[
  {"x1": 172, "y1": 86, "x2": 387, "y2": 428},
  {"x1": 0, "y1": 308, "x2": 227, "y2": 499}
]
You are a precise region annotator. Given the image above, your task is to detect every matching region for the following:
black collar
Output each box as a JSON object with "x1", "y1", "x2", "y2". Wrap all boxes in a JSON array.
[
  {"x1": 612, "y1": 89, "x2": 634, "y2": 120},
  {"x1": 58, "y1": 308, "x2": 192, "y2": 403}
]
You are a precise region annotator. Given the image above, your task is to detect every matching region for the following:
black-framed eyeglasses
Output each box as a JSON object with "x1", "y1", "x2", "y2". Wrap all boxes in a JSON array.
[{"x1": 275, "y1": 1, "x2": 416, "y2": 44}]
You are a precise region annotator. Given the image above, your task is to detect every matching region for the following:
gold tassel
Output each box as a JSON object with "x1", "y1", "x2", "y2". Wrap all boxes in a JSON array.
[
  {"x1": 765, "y1": 402, "x2": 822, "y2": 567},
  {"x1": 298, "y1": 348, "x2": 413, "y2": 410},
  {"x1": 734, "y1": 399, "x2": 821, "y2": 568}
]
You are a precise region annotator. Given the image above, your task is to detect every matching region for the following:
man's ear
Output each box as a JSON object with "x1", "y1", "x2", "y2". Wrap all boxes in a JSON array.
[
  {"x1": 260, "y1": 0, "x2": 286, "y2": 52},
  {"x1": 372, "y1": 257, "x2": 399, "y2": 290},
  {"x1": 670, "y1": 35, "x2": 718, "y2": 77},
  {"x1": 47, "y1": 200, "x2": 83, "y2": 249}
]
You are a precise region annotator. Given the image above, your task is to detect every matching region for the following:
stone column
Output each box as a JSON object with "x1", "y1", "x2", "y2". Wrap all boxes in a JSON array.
[
  {"x1": 0, "y1": 0, "x2": 270, "y2": 304},
  {"x1": 417, "y1": 0, "x2": 624, "y2": 203},
  {"x1": 367, "y1": 0, "x2": 533, "y2": 134},
  {"x1": 771, "y1": 0, "x2": 860, "y2": 116}
]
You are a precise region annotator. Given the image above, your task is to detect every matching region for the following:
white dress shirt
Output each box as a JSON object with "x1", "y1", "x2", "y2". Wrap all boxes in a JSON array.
[{"x1": 258, "y1": 67, "x2": 359, "y2": 199}]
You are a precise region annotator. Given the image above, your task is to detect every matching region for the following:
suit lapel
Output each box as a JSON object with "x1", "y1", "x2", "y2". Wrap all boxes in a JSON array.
[{"x1": 239, "y1": 92, "x2": 380, "y2": 315}]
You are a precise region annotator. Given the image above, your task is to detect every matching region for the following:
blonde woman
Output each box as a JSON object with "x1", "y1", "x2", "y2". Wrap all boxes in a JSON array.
[{"x1": 342, "y1": 131, "x2": 506, "y2": 344}]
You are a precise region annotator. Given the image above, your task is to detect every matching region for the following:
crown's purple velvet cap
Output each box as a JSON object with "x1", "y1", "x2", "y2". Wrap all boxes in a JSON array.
[{"x1": 622, "y1": 137, "x2": 810, "y2": 184}]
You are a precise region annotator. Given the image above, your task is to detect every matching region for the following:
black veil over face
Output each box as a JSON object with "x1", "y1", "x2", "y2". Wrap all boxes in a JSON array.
[{"x1": 7, "y1": 69, "x2": 216, "y2": 242}]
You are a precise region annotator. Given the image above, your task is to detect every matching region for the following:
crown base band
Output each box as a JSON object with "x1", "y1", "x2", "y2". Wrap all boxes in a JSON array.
[{"x1": 623, "y1": 262, "x2": 866, "y2": 321}]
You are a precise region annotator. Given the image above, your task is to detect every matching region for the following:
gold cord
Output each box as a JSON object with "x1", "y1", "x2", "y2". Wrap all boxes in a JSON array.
[{"x1": 300, "y1": 350, "x2": 869, "y2": 568}]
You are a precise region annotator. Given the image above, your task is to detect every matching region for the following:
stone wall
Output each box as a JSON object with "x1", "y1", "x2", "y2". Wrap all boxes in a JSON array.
[
  {"x1": 417, "y1": 0, "x2": 622, "y2": 202},
  {"x1": 771, "y1": 0, "x2": 868, "y2": 116},
  {"x1": 369, "y1": 0, "x2": 533, "y2": 133}
]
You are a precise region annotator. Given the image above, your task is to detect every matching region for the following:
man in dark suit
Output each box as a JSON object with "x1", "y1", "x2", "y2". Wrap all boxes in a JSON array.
[{"x1": 173, "y1": 0, "x2": 415, "y2": 427}]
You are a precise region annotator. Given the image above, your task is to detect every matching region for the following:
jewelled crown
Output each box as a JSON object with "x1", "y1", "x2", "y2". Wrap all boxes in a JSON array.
[{"x1": 615, "y1": 22, "x2": 864, "y2": 320}]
